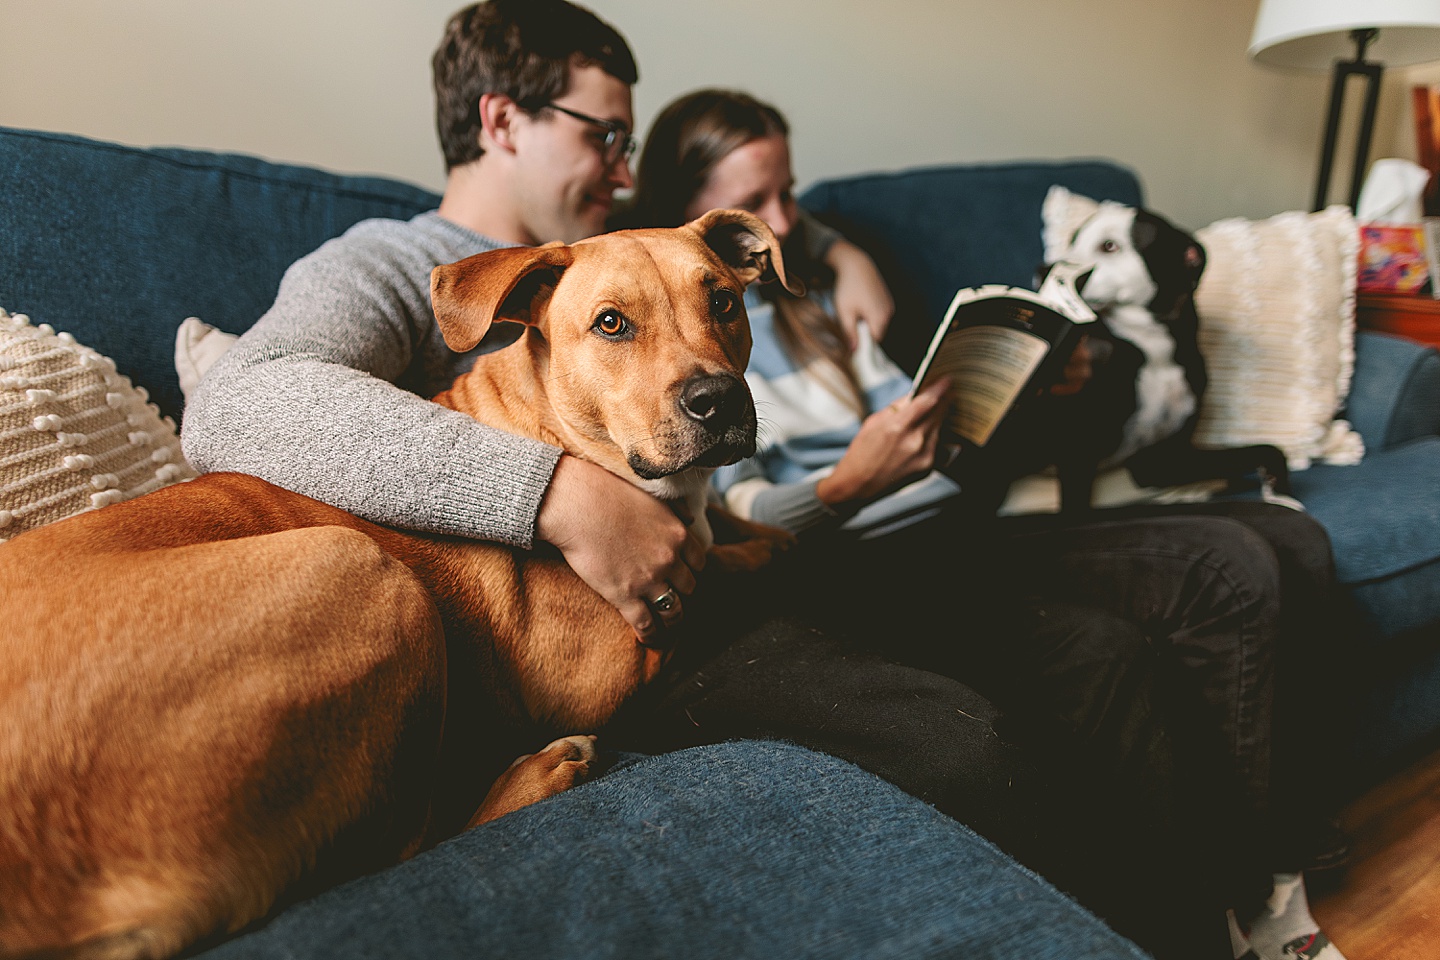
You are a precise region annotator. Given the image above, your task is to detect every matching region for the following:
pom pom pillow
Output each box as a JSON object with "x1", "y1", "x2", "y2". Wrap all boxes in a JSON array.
[
  {"x1": 1042, "y1": 186, "x2": 1363, "y2": 470},
  {"x1": 0, "y1": 309, "x2": 196, "y2": 540}
]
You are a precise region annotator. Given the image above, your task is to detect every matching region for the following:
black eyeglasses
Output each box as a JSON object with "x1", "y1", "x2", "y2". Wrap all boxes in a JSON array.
[{"x1": 542, "y1": 102, "x2": 637, "y2": 166}]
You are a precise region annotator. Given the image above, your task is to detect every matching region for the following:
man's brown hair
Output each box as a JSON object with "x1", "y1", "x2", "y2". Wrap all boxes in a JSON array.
[{"x1": 432, "y1": 0, "x2": 638, "y2": 171}]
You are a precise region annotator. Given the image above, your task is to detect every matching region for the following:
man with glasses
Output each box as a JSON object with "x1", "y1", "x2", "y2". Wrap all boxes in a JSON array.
[
  {"x1": 186, "y1": 0, "x2": 885, "y2": 642},
  {"x1": 184, "y1": 0, "x2": 702, "y2": 643}
]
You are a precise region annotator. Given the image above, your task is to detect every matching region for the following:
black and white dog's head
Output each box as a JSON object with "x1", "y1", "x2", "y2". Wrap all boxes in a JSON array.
[{"x1": 1060, "y1": 201, "x2": 1205, "y2": 319}]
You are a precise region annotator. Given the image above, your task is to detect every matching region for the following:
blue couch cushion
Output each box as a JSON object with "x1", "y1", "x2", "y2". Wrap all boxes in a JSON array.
[
  {"x1": 0, "y1": 126, "x2": 440, "y2": 423},
  {"x1": 1345, "y1": 332, "x2": 1440, "y2": 451},
  {"x1": 1291, "y1": 437, "x2": 1440, "y2": 638},
  {"x1": 198, "y1": 741, "x2": 1147, "y2": 960},
  {"x1": 800, "y1": 160, "x2": 1142, "y2": 345}
]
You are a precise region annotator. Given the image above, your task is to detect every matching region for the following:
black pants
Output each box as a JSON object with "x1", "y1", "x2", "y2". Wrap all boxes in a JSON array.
[
  {"x1": 995, "y1": 500, "x2": 1354, "y2": 827},
  {"x1": 605, "y1": 500, "x2": 1345, "y2": 960}
]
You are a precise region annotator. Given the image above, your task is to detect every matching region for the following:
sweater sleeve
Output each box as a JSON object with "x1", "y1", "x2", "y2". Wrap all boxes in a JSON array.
[
  {"x1": 181, "y1": 219, "x2": 561, "y2": 548},
  {"x1": 733, "y1": 477, "x2": 846, "y2": 534},
  {"x1": 712, "y1": 456, "x2": 847, "y2": 535}
]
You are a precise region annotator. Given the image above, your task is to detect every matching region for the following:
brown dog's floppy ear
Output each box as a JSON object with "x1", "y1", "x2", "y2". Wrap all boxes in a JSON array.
[
  {"x1": 688, "y1": 208, "x2": 803, "y2": 296},
  {"x1": 430, "y1": 243, "x2": 574, "y2": 352}
]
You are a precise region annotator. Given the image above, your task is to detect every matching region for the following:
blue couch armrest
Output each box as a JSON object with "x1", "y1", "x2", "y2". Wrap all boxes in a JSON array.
[
  {"x1": 197, "y1": 742, "x2": 1148, "y2": 960},
  {"x1": 1345, "y1": 331, "x2": 1440, "y2": 452}
]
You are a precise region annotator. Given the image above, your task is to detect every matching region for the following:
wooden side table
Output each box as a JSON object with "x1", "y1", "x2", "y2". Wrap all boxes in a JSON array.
[{"x1": 1357, "y1": 293, "x2": 1440, "y2": 349}]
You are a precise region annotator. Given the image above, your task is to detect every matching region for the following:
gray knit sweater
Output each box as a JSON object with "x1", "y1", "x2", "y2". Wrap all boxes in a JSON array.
[{"x1": 181, "y1": 212, "x2": 561, "y2": 548}]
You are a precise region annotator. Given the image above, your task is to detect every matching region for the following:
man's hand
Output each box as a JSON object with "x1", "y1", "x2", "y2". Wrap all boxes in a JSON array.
[
  {"x1": 815, "y1": 377, "x2": 950, "y2": 510},
  {"x1": 537, "y1": 455, "x2": 705, "y2": 643},
  {"x1": 825, "y1": 237, "x2": 894, "y2": 349}
]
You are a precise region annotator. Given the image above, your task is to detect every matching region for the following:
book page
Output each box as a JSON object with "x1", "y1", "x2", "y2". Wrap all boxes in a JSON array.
[
  {"x1": 1035, "y1": 261, "x2": 1098, "y2": 324},
  {"x1": 922, "y1": 325, "x2": 1049, "y2": 446}
]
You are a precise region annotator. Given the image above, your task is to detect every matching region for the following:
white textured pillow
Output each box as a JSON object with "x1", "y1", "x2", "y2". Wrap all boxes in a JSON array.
[
  {"x1": 1041, "y1": 186, "x2": 1363, "y2": 469},
  {"x1": 0, "y1": 309, "x2": 197, "y2": 540},
  {"x1": 1191, "y1": 209, "x2": 1362, "y2": 468}
]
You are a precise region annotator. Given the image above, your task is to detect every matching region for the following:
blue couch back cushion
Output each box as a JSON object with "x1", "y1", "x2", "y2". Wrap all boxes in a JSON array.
[
  {"x1": 800, "y1": 160, "x2": 1143, "y2": 373},
  {"x1": 0, "y1": 127, "x2": 441, "y2": 423}
]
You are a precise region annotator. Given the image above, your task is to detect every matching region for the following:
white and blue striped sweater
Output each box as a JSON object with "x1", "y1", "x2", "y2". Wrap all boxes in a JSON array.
[{"x1": 712, "y1": 287, "x2": 961, "y2": 536}]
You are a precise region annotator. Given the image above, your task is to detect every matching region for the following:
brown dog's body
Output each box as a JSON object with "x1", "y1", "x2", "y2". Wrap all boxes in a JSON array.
[{"x1": 0, "y1": 211, "x2": 791, "y2": 959}]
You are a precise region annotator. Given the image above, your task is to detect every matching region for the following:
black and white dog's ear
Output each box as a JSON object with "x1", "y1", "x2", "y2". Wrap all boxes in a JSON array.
[
  {"x1": 1132, "y1": 217, "x2": 1159, "y2": 252},
  {"x1": 1183, "y1": 242, "x2": 1206, "y2": 284},
  {"x1": 1133, "y1": 209, "x2": 1206, "y2": 314}
]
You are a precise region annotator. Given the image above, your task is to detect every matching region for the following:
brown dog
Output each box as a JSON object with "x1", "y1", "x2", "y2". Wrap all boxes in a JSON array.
[{"x1": 0, "y1": 209, "x2": 793, "y2": 960}]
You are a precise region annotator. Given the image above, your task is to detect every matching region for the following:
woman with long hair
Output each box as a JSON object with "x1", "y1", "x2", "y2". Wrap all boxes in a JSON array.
[
  {"x1": 623, "y1": 89, "x2": 954, "y2": 536},
  {"x1": 619, "y1": 88, "x2": 1352, "y2": 960}
]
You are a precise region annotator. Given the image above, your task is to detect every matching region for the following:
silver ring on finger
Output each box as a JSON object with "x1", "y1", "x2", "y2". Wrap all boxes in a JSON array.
[{"x1": 648, "y1": 587, "x2": 679, "y2": 614}]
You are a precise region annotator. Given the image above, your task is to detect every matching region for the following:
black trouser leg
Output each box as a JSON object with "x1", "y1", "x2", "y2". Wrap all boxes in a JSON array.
[
  {"x1": 1009, "y1": 500, "x2": 1355, "y2": 871},
  {"x1": 607, "y1": 612, "x2": 1042, "y2": 849},
  {"x1": 605, "y1": 561, "x2": 1233, "y2": 959}
]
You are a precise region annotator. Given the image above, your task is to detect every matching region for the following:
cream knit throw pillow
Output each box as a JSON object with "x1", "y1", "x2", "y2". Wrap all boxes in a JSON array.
[
  {"x1": 0, "y1": 309, "x2": 196, "y2": 540},
  {"x1": 1191, "y1": 208, "x2": 1363, "y2": 468}
]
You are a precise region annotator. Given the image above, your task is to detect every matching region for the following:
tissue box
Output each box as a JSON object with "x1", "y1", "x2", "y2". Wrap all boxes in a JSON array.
[{"x1": 1358, "y1": 224, "x2": 1431, "y2": 294}]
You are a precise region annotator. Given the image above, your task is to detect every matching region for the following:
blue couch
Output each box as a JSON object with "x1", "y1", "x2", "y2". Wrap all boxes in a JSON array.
[
  {"x1": 0, "y1": 126, "x2": 1147, "y2": 960},
  {"x1": 801, "y1": 165, "x2": 1440, "y2": 788}
]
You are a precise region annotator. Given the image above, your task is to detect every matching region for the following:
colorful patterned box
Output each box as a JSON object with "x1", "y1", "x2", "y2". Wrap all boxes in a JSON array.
[{"x1": 1358, "y1": 224, "x2": 1431, "y2": 294}]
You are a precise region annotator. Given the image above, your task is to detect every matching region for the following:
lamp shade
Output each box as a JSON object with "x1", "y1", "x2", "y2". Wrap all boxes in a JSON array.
[{"x1": 1250, "y1": 0, "x2": 1440, "y2": 68}]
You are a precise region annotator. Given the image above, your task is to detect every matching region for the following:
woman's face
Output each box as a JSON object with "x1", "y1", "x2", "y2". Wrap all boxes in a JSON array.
[{"x1": 683, "y1": 133, "x2": 798, "y2": 245}]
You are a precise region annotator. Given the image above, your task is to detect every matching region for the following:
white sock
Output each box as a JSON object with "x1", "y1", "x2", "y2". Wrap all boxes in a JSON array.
[{"x1": 1244, "y1": 873, "x2": 1348, "y2": 960}]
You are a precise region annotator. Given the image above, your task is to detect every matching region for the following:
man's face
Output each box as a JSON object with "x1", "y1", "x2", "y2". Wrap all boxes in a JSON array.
[{"x1": 510, "y1": 63, "x2": 634, "y2": 244}]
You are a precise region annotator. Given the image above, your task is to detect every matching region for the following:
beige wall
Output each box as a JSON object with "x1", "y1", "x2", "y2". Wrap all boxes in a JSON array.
[{"x1": 1, "y1": 0, "x2": 1425, "y2": 230}]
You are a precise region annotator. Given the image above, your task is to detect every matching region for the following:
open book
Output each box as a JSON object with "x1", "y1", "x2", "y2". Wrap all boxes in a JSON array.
[{"x1": 911, "y1": 261, "x2": 1097, "y2": 448}]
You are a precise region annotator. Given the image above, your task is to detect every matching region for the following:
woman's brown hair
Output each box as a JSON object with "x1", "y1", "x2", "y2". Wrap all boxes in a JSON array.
[{"x1": 626, "y1": 89, "x2": 868, "y2": 415}]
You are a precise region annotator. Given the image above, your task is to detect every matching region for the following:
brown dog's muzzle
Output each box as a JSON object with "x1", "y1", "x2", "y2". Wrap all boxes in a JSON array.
[
  {"x1": 682, "y1": 373, "x2": 753, "y2": 434},
  {"x1": 627, "y1": 372, "x2": 757, "y2": 480},
  {"x1": 682, "y1": 372, "x2": 757, "y2": 467}
]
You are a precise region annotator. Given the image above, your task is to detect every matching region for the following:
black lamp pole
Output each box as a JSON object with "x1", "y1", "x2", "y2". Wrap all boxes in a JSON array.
[{"x1": 1313, "y1": 27, "x2": 1383, "y2": 212}]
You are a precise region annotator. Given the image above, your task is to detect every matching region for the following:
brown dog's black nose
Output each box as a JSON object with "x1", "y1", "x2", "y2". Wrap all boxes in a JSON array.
[{"x1": 681, "y1": 374, "x2": 748, "y2": 428}]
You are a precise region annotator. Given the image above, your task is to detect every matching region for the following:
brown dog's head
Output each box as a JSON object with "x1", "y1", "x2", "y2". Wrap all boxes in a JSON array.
[{"x1": 430, "y1": 209, "x2": 794, "y2": 498}]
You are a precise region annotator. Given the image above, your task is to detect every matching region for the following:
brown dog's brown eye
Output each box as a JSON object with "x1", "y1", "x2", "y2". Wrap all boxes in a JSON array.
[
  {"x1": 593, "y1": 310, "x2": 630, "y2": 338},
  {"x1": 711, "y1": 289, "x2": 739, "y2": 320}
]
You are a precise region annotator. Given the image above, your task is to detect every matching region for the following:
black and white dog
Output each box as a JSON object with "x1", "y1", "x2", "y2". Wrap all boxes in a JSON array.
[{"x1": 958, "y1": 198, "x2": 1292, "y2": 515}]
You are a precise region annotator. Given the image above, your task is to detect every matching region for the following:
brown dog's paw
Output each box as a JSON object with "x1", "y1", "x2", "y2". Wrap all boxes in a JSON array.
[
  {"x1": 707, "y1": 539, "x2": 778, "y2": 573},
  {"x1": 468, "y1": 735, "x2": 599, "y2": 827},
  {"x1": 705, "y1": 506, "x2": 796, "y2": 573}
]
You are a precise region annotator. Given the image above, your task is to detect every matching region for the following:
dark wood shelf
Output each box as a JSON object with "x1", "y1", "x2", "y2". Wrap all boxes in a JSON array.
[{"x1": 1357, "y1": 293, "x2": 1440, "y2": 349}]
